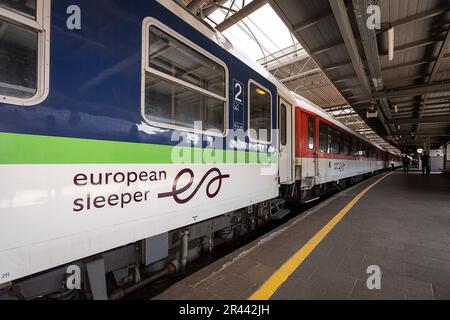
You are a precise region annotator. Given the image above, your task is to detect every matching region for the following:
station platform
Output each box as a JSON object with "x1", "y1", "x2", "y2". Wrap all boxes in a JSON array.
[{"x1": 155, "y1": 171, "x2": 450, "y2": 300}]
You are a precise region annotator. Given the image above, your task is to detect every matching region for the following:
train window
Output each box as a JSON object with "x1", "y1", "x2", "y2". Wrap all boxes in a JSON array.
[
  {"x1": 148, "y1": 26, "x2": 225, "y2": 97},
  {"x1": 249, "y1": 81, "x2": 271, "y2": 143},
  {"x1": 308, "y1": 117, "x2": 314, "y2": 150},
  {"x1": 352, "y1": 140, "x2": 357, "y2": 156},
  {"x1": 363, "y1": 144, "x2": 369, "y2": 158},
  {"x1": 0, "y1": 0, "x2": 50, "y2": 105},
  {"x1": 319, "y1": 122, "x2": 328, "y2": 153},
  {"x1": 143, "y1": 23, "x2": 227, "y2": 134},
  {"x1": 0, "y1": 20, "x2": 37, "y2": 98},
  {"x1": 144, "y1": 75, "x2": 224, "y2": 132},
  {"x1": 0, "y1": 0, "x2": 36, "y2": 18},
  {"x1": 343, "y1": 135, "x2": 350, "y2": 155},
  {"x1": 280, "y1": 104, "x2": 287, "y2": 146},
  {"x1": 354, "y1": 140, "x2": 363, "y2": 157},
  {"x1": 360, "y1": 144, "x2": 365, "y2": 157},
  {"x1": 351, "y1": 138, "x2": 357, "y2": 156},
  {"x1": 331, "y1": 129, "x2": 341, "y2": 154}
]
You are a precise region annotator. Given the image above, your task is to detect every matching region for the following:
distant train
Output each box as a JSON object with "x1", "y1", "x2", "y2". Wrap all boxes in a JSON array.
[
  {"x1": 292, "y1": 94, "x2": 402, "y2": 203},
  {"x1": 0, "y1": 0, "x2": 401, "y2": 300}
]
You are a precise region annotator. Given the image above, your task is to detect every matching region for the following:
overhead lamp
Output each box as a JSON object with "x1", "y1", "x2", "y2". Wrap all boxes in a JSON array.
[
  {"x1": 388, "y1": 27, "x2": 395, "y2": 61},
  {"x1": 367, "y1": 106, "x2": 378, "y2": 118},
  {"x1": 255, "y1": 88, "x2": 266, "y2": 95}
]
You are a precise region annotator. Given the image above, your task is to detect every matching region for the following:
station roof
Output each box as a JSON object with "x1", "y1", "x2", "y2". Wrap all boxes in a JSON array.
[{"x1": 269, "y1": 0, "x2": 450, "y2": 152}]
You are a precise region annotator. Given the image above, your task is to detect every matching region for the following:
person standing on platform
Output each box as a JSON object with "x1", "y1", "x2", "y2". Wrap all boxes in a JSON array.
[
  {"x1": 391, "y1": 159, "x2": 395, "y2": 171},
  {"x1": 402, "y1": 155, "x2": 411, "y2": 173},
  {"x1": 421, "y1": 152, "x2": 431, "y2": 176}
]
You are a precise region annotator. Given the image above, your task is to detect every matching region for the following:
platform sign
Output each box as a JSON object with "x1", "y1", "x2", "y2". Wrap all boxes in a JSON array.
[{"x1": 233, "y1": 80, "x2": 245, "y2": 130}]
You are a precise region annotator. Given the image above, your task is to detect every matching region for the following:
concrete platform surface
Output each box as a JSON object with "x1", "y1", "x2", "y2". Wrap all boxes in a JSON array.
[{"x1": 155, "y1": 172, "x2": 450, "y2": 300}]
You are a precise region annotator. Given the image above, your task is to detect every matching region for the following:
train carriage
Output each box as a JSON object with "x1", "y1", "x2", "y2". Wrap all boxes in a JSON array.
[
  {"x1": 0, "y1": 0, "x2": 400, "y2": 299},
  {"x1": 293, "y1": 95, "x2": 401, "y2": 202}
]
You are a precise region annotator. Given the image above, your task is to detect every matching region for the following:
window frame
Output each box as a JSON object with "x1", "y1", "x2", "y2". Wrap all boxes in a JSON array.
[
  {"x1": 0, "y1": 0, "x2": 51, "y2": 106},
  {"x1": 141, "y1": 17, "x2": 229, "y2": 137},
  {"x1": 247, "y1": 79, "x2": 272, "y2": 145}
]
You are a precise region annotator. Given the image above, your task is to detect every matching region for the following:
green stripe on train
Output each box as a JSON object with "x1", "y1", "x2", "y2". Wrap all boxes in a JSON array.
[{"x1": 0, "y1": 133, "x2": 277, "y2": 165}]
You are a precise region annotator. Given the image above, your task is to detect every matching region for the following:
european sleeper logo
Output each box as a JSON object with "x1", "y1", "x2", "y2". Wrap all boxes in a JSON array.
[{"x1": 158, "y1": 168, "x2": 230, "y2": 204}]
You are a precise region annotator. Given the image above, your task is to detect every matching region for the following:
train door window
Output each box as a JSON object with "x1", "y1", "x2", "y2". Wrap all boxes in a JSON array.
[
  {"x1": 0, "y1": 0, "x2": 50, "y2": 105},
  {"x1": 308, "y1": 117, "x2": 315, "y2": 150},
  {"x1": 328, "y1": 128, "x2": 332, "y2": 153},
  {"x1": 280, "y1": 103, "x2": 287, "y2": 146},
  {"x1": 319, "y1": 121, "x2": 328, "y2": 153},
  {"x1": 143, "y1": 22, "x2": 227, "y2": 134},
  {"x1": 249, "y1": 81, "x2": 272, "y2": 143}
]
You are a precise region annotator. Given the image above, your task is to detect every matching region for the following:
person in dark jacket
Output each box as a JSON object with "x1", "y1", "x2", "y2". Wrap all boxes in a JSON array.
[
  {"x1": 402, "y1": 155, "x2": 411, "y2": 173},
  {"x1": 421, "y1": 152, "x2": 431, "y2": 176}
]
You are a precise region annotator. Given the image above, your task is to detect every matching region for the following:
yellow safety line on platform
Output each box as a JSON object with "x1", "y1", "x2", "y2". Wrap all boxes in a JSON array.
[{"x1": 248, "y1": 173, "x2": 392, "y2": 300}]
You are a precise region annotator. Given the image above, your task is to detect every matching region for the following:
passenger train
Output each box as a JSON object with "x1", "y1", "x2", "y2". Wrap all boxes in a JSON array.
[{"x1": 0, "y1": 0, "x2": 401, "y2": 299}]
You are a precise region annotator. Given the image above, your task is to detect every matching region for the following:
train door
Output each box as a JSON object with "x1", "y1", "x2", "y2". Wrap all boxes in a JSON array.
[
  {"x1": 311, "y1": 116, "x2": 319, "y2": 178},
  {"x1": 279, "y1": 98, "x2": 294, "y2": 184},
  {"x1": 303, "y1": 113, "x2": 318, "y2": 178}
]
